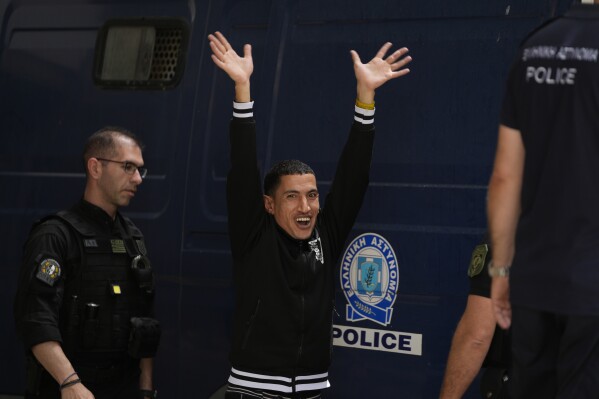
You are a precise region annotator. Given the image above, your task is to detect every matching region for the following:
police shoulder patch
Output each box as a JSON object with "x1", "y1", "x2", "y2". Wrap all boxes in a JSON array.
[
  {"x1": 467, "y1": 244, "x2": 488, "y2": 277},
  {"x1": 36, "y1": 258, "x2": 62, "y2": 286}
]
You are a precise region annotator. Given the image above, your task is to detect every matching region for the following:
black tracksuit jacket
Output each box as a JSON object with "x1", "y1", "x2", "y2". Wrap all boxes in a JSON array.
[{"x1": 226, "y1": 101, "x2": 374, "y2": 392}]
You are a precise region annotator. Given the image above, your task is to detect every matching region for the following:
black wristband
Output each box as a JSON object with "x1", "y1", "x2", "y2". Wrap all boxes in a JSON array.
[
  {"x1": 60, "y1": 378, "x2": 81, "y2": 390},
  {"x1": 60, "y1": 372, "x2": 78, "y2": 387},
  {"x1": 140, "y1": 389, "x2": 158, "y2": 399}
]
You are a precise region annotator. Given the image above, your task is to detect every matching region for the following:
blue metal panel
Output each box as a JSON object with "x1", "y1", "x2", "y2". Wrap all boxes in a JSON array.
[{"x1": 0, "y1": 0, "x2": 573, "y2": 397}]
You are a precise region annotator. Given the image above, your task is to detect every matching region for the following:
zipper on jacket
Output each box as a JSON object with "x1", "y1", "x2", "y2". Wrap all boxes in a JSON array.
[
  {"x1": 295, "y1": 242, "x2": 307, "y2": 375},
  {"x1": 330, "y1": 300, "x2": 337, "y2": 361},
  {"x1": 242, "y1": 298, "x2": 261, "y2": 350}
]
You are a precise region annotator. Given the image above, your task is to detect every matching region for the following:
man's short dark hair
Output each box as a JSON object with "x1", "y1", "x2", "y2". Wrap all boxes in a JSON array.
[
  {"x1": 263, "y1": 160, "x2": 315, "y2": 196},
  {"x1": 82, "y1": 126, "x2": 144, "y2": 174}
]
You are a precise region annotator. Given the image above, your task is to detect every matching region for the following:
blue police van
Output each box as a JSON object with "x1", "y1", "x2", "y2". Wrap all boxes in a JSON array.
[{"x1": 0, "y1": 0, "x2": 572, "y2": 397}]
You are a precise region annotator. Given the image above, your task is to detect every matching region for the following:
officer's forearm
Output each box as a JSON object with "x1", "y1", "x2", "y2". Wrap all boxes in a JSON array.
[
  {"x1": 440, "y1": 332, "x2": 490, "y2": 398},
  {"x1": 487, "y1": 124, "x2": 524, "y2": 267},
  {"x1": 31, "y1": 341, "x2": 77, "y2": 385},
  {"x1": 139, "y1": 358, "x2": 153, "y2": 389},
  {"x1": 439, "y1": 296, "x2": 495, "y2": 399}
]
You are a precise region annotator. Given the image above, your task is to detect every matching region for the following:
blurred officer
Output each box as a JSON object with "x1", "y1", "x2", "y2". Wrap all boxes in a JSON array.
[
  {"x1": 488, "y1": 0, "x2": 599, "y2": 397},
  {"x1": 440, "y1": 239, "x2": 510, "y2": 399}
]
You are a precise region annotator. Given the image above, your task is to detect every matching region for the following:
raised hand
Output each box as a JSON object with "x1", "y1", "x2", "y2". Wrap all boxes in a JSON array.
[
  {"x1": 351, "y1": 43, "x2": 411, "y2": 103},
  {"x1": 208, "y1": 31, "x2": 253, "y2": 101}
]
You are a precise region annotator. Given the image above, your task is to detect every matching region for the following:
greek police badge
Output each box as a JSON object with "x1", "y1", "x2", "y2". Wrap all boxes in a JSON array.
[
  {"x1": 340, "y1": 233, "x2": 399, "y2": 326},
  {"x1": 467, "y1": 243, "x2": 488, "y2": 277},
  {"x1": 36, "y1": 258, "x2": 61, "y2": 286}
]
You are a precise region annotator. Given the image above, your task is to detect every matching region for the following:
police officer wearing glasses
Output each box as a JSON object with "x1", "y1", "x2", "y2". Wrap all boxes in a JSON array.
[{"x1": 14, "y1": 127, "x2": 160, "y2": 399}]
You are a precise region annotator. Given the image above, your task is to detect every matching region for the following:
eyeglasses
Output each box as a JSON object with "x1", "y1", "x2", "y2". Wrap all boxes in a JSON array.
[{"x1": 96, "y1": 158, "x2": 148, "y2": 179}]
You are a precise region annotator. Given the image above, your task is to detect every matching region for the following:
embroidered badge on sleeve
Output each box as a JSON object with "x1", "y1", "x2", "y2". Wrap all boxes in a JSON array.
[
  {"x1": 36, "y1": 258, "x2": 62, "y2": 286},
  {"x1": 467, "y1": 244, "x2": 488, "y2": 277}
]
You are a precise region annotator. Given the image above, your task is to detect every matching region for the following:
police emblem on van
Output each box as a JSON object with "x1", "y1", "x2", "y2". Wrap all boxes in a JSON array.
[{"x1": 340, "y1": 233, "x2": 399, "y2": 326}]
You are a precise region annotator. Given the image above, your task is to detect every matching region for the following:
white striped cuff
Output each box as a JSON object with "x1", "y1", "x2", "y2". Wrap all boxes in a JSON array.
[
  {"x1": 233, "y1": 101, "x2": 254, "y2": 118},
  {"x1": 228, "y1": 367, "x2": 330, "y2": 393},
  {"x1": 354, "y1": 105, "x2": 375, "y2": 125}
]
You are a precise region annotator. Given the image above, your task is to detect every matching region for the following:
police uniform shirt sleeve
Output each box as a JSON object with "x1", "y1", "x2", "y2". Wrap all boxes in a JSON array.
[
  {"x1": 467, "y1": 241, "x2": 492, "y2": 299},
  {"x1": 14, "y1": 221, "x2": 71, "y2": 349},
  {"x1": 499, "y1": 58, "x2": 523, "y2": 131}
]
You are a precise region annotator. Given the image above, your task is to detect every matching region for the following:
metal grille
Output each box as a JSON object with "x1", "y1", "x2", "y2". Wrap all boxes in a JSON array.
[{"x1": 150, "y1": 28, "x2": 183, "y2": 82}]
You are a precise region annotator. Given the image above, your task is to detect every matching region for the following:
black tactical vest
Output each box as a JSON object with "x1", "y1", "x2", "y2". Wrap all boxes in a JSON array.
[{"x1": 54, "y1": 210, "x2": 154, "y2": 362}]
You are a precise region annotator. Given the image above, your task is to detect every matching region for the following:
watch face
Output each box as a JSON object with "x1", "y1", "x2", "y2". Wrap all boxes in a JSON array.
[{"x1": 488, "y1": 263, "x2": 510, "y2": 277}]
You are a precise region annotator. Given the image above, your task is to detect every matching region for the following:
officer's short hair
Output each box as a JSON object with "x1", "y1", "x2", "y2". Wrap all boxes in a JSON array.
[
  {"x1": 83, "y1": 126, "x2": 144, "y2": 174},
  {"x1": 263, "y1": 160, "x2": 315, "y2": 196}
]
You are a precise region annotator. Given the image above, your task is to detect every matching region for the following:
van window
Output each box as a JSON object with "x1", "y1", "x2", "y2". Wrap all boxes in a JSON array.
[{"x1": 94, "y1": 18, "x2": 189, "y2": 89}]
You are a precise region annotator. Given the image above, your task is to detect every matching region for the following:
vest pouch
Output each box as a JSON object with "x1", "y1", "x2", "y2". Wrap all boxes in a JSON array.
[
  {"x1": 128, "y1": 317, "x2": 161, "y2": 358},
  {"x1": 82, "y1": 303, "x2": 100, "y2": 350},
  {"x1": 112, "y1": 314, "x2": 126, "y2": 349},
  {"x1": 63, "y1": 295, "x2": 81, "y2": 354}
]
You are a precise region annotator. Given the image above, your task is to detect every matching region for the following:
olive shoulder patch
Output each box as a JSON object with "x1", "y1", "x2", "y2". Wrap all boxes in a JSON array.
[{"x1": 467, "y1": 244, "x2": 488, "y2": 277}]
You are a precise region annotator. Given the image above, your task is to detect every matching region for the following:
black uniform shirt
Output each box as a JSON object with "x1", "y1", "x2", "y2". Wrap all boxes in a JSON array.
[
  {"x1": 500, "y1": 4, "x2": 599, "y2": 315},
  {"x1": 14, "y1": 199, "x2": 128, "y2": 349}
]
